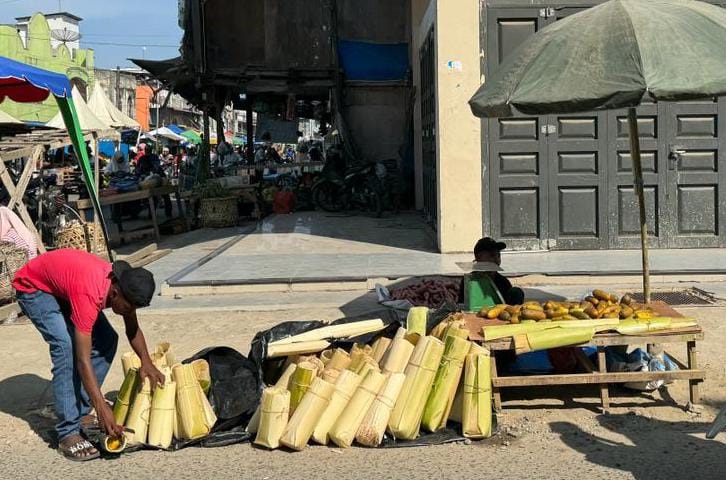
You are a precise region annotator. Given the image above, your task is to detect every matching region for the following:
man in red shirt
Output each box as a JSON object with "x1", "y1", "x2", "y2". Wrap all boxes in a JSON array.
[{"x1": 13, "y1": 249, "x2": 164, "y2": 461}]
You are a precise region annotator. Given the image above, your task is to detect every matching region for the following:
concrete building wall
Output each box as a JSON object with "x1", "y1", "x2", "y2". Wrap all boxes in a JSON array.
[
  {"x1": 337, "y1": 0, "x2": 412, "y2": 182},
  {"x1": 343, "y1": 86, "x2": 408, "y2": 163},
  {"x1": 94, "y1": 69, "x2": 138, "y2": 119},
  {"x1": 0, "y1": 12, "x2": 94, "y2": 123},
  {"x1": 338, "y1": 0, "x2": 410, "y2": 42},
  {"x1": 410, "y1": 0, "x2": 482, "y2": 253}
]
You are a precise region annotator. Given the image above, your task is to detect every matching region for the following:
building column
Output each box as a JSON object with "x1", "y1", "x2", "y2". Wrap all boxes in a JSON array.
[{"x1": 434, "y1": 0, "x2": 483, "y2": 253}]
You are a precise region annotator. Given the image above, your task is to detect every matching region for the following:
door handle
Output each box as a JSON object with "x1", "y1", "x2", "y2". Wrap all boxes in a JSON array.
[{"x1": 668, "y1": 146, "x2": 685, "y2": 171}]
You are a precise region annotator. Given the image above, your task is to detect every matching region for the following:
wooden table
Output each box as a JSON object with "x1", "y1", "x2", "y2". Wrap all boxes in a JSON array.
[
  {"x1": 469, "y1": 303, "x2": 705, "y2": 412},
  {"x1": 74, "y1": 185, "x2": 188, "y2": 243}
]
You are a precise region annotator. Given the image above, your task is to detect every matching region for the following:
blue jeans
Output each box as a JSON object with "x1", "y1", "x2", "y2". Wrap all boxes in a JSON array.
[{"x1": 18, "y1": 290, "x2": 118, "y2": 442}]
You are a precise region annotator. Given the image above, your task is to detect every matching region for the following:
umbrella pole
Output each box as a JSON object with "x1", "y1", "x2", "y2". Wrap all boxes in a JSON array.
[{"x1": 627, "y1": 107, "x2": 650, "y2": 304}]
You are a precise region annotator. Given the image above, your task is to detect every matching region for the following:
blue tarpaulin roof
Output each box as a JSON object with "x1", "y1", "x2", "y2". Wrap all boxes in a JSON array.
[
  {"x1": 0, "y1": 55, "x2": 71, "y2": 103},
  {"x1": 338, "y1": 40, "x2": 409, "y2": 82},
  {"x1": 165, "y1": 124, "x2": 185, "y2": 135}
]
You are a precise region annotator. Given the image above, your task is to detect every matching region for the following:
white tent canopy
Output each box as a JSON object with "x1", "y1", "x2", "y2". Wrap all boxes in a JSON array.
[
  {"x1": 0, "y1": 109, "x2": 22, "y2": 125},
  {"x1": 46, "y1": 86, "x2": 111, "y2": 132},
  {"x1": 142, "y1": 127, "x2": 186, "y2": 142},
  {"x1": 88, "y1": 81, "x2": 140, "y2": 129}
]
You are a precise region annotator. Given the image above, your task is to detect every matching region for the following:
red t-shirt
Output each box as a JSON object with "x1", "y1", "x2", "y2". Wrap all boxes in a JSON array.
[{"x1": 13, "y1": 249, "x2": 112, "y2": 334}]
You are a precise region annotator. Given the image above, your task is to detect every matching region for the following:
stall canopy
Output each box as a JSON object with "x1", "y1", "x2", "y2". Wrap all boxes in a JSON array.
[
  {"x1": 46, "y1": 86, "x2": 110, "y2": 132},
  {"x1": 143, "y1": 126, "x2": 187, "y2": 142},
  {"x1": 87, "y1": 81, "x2": 140, "y2": 129},
  {"x1": 0, "y1": 55, "x2": 111, "y2": 257},
  {"x1": 0, "y1": 109, "x2": 22, "y2": 125},
  {"x1": 0, "y1": 109, "x2": 28, "y2": 136},
  {"x1": 181, "y1": 129, "x2": 201, "y2": 144},
  {"x1": 165, "y1": 124, "x2": 185, "y2": 135},
  {"x1": 0, "y1": 56, "x2": 70, "y2": 102}
]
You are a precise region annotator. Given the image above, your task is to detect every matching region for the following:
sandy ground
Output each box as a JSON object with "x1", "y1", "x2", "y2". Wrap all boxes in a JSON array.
[{"x1": 1, "y1": 305, "x2": 725, "y2": 480}]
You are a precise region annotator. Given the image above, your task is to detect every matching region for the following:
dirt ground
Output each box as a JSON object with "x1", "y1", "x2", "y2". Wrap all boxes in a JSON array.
[{"x1": 1, "y1": 305, "x2": 725, "y2": 480}]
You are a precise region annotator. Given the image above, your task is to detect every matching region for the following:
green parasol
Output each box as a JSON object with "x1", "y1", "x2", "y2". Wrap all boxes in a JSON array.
[
  {"x1": 181, "y1": 129, "x2": 202, "y2": 144},
  {"x1": 469, "y1": 0, "x2": 726, "y2": 303}
]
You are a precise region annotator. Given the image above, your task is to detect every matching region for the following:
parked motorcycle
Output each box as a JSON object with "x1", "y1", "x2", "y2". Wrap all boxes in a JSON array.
[{"x1": 311, "y1": 162, "x2": 383, "y2": 217}]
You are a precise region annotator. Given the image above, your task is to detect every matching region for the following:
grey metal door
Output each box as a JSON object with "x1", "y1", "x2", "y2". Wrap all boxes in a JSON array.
[
  {"x1": 606, "y1": 102, "x2": 669, "y2": 248},
  {"x1": 546, "y1": 5, "x2": 609, "y2": 249},
  {"x1": 546, "y1": 111, "x2": 610, "y2": 249},
  {"x1": 485, "y1": 9, "x2": 550, "y2": 250},
  {"x1": 420, "y1": 27, "x2": 437, "y2": 229},
  {"x1": 663, "y1": 99, "x2": 726, "y2": 247}
]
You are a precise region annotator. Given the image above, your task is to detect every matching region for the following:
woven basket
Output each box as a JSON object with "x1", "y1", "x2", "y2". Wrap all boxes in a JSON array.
[
  {"x1": 200, "y1": 196, "x2": 238, "y2": 228},
  {"x1": 55, "y1": 223, "x2": 104, "y2": 254},
  {"x1": 0, "y1": 242, "x2": 28, "y2": 304}
]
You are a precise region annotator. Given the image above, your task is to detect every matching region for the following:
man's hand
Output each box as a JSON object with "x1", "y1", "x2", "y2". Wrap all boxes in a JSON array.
[
  {"x1": 138, "y1": 362, "x2": 166, "y2": 389},
  {"x1": 97, "y1": 402, "x2": 123, "y2": 437}
]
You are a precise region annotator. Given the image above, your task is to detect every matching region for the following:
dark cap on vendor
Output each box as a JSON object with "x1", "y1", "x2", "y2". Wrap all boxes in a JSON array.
[{"x1": 474, "y1": 237, "x2": 506, "y2": 266}]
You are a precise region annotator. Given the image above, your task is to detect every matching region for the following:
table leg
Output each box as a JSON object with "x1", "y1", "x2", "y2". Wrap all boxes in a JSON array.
[
  {"x1": 490, "y1": 353, "x2": 502, "y2": 412},
  {"x1": 687, "y1": 341, "x2": 700, "y2": 405},
  {"x1": 597, "y1": 347, "x2": 610, "y2": 411},
  {"x1": 175, "y1": 190, "x2": 189, "y2": 231},
  {"x1": 148, "y1": 196, "x2": 161, "y2": 241}
]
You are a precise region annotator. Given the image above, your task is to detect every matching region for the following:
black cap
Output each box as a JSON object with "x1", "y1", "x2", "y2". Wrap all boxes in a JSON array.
[
  {"x1": 474, "y1": 237, "x2": 507, "y2": 255},
  {"x1": 111, "y1": 261, "x2": 156, "y2": 308}
]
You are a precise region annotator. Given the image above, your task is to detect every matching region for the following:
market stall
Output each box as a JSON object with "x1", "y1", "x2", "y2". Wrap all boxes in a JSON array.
[
  {"x1": 466, "y1": 298, "x2": 703, "y2": 411},
  {"x1": 87, "y1": 81, "x2": 140, "y2": 130},
  {"x1": 0, "y1": 129, "x2": 109, "y2": 253},
  {"x1": 73, "y1": 184, "x2": 188, "y2": 244},
  {"x1": 100, "y1": 278, "x2": 704, "y2": 455}
]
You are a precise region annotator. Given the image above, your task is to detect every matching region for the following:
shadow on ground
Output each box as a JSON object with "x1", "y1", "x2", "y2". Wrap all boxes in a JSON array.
[
  {"x1": 0, "y1": 374, "x2": 55, "y2": 446},
  {"x1": 551, "y1": 414, "x2": 724, "y2": 479},
  {"x1": 499, "y1": 385, "x2": 681, "y2": 412}
]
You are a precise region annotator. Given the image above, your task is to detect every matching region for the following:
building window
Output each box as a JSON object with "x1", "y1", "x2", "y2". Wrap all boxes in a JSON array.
[{"x1": 127, "y1": 95, "x2": 134, "y2": 117}]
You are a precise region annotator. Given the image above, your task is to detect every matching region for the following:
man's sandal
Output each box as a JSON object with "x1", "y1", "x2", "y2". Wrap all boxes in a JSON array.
[{"x1": 59, "y1": 436, "x2": 100, "y2": 462}]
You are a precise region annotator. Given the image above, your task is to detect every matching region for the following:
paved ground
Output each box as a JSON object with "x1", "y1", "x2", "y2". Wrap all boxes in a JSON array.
[
  {"x1": 134, "y1": 212, "x2": 726, "y2": 295},
  {"x1": 2, "y1": 303, "x2": 725, "y2": 479}
]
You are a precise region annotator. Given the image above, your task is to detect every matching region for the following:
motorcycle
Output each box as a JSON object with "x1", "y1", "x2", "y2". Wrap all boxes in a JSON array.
[{"x1": 311, "y1": 162, "x2": 383, "y2": 217}]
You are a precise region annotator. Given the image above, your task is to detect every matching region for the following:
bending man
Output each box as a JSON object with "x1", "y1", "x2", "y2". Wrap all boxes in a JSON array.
[{"x1": 13, "y1": 249, "x2": 164, "y2": 461}]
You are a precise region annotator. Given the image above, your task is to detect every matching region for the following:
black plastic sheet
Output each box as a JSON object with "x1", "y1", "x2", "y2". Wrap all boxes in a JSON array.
[
  {"x1": 184, "y1": 347, "x2": 260, "y2": 432},
  {"x1": 248, "y1": 309, "x2": 401, "y2": 387}
]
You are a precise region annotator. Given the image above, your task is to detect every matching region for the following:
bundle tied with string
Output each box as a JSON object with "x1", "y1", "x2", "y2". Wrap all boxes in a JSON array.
[
  {"x1": 254, "y1": 386, "x2": 290, "y2": 449},
  {"x1": 329, "y1": 370, "x2": 386, "y2": 448},
  {"x1": 388, "y1": 335, "x2": 444, "y2": 440},
  {"x1": 312, "y1": 369, "x2": 362, "y2": 445},
  {"x1": 147, "y1": 367, "x2": 176, "y2": 449},
  {"x1": 461, "y1": 344, "x2": 492, "y2": 439},
  {"x1": 355, "y1": 372, "x2": 406, "y2": 447},
  {"x1": 421, "y1": 334, "x2": 471, "y2": 432},
  {"x1": 280, "y1": 377, "x2": 335, "y2": 451}
]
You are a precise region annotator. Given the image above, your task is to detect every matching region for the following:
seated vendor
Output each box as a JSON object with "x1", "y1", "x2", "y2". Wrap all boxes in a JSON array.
[{"x1": 472, "y1": 237, "x2": 525, "y2": 305}]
